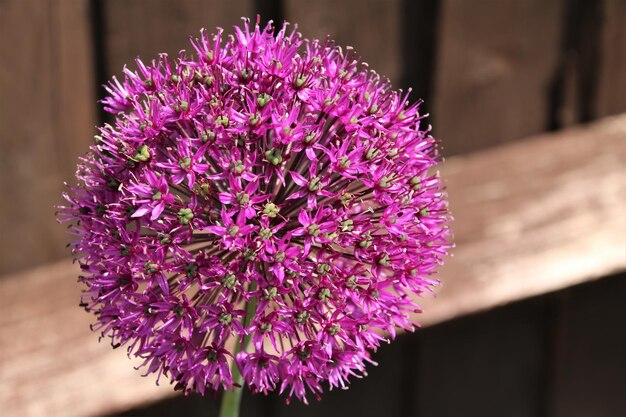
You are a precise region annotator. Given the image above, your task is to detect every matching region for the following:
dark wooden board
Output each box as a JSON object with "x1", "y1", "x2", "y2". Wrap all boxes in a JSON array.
[
  {"x1": 284, "y1": 0, "x2": 402, "y2": 84},
  {"x1": 102, "y1": 0, "x2": 253, "y2": 79},
  {"x1": 550, "y1": 273, "x2": 626, "y2": 417},
  {"x1": 0, "y1": 0, "x2": 97, "y2": 275},
  {"x1": 399, "y1": 0, "x2": 441, "y2": 114},
  {"x1": 414, "y1": 298, "x2": 551, "y2": 417},
  {"x1": 596, "y1": 0, "x2": 626, "y2": 117},
  {"x1": 432, "y1": 0, "x2": 565, "y2": 156}
]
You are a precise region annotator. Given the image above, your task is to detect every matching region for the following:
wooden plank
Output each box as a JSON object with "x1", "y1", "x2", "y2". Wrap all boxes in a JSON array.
[
  {"x1": 415, "y1": 299, "x2": 551, "y2": 416},
  {"x1": 550, "y1": 273, "x2": 626, "y2": 417},
  {"x1": 102, "y1": 0, "x2": 253, "y2": 80},
  {"x1": 284, "y1": 0, "x2": 402, "y2": 84},
  {"x1": 596, "y1": 0, "x2": 626, "y2": 117},
  {"x1": 547, "y1": 0, "x2": 603, "y2": 129},
  {"x1": 1, "y1": 115, "x2": 624, "y2": 417},
  {"x1": 0, "y1": 262, "x2": 175, "y2": 417},
  {"x1": 399, "y1": 0, "x2": 441, "y2": 114},
  {"x1": 432, "y1": 0, "x2": 565, "y2": 156},
  {"x1": 418, "y1": 114, "x2": 626, "y2": 327},
  {"x1": 0, "y1": 0, "x2": 96, "y2": 275}
]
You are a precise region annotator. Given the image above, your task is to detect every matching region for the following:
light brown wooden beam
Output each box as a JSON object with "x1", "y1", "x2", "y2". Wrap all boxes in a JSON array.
[
  {"x1": 1, "y1": 115, "x2": 625, "y2": 417},
  {"x1": 418, "y1": 114, "x2": 626, "y2": 326}
]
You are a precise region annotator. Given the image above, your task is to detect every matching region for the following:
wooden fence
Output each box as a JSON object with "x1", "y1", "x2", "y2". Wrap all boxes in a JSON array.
[
  {"x1": 0, "y1": 0, "x2": 624, "y2": 416},
  {"x1": 1, "y1": 0, "x2": 625, "y2": 276}
]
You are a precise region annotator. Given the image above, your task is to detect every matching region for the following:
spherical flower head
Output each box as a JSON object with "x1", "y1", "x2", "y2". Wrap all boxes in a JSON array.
[{"x1": 58, "y1": 18, "x2": 451, "y2": 403}]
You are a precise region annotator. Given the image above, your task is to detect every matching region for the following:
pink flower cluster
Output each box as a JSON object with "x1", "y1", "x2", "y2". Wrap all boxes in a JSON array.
[{"x1": 59, "y1": 19, "x2": 451, "y2": 403}]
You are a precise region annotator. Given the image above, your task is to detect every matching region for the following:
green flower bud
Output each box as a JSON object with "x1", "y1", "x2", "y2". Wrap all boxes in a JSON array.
[
  {"x1": 262, "y1": 202, "x2": 280, "y2": 217},
  {"x1": 318, "y1": 287, "x2": 331, "y2": 301},
  {"x1": 230, "y1": 160, "x2": 245, "y2": 174},
  {"x1": 133, "y1": 145, "x2": 151, "y2": 162},
  {"x1": 259, "y1": 227, "x2": 273, "y2": 240},
  {"x1": 304, "y1": 131, "x2": 316, "y2": 143},
  {"x1": 218, "y1": 312, "x2": 233, "y2": 326},
  {"x1": 296, "y1": 310, "x2": 310, "y2": 324},
  {"x1": 257, "y1": 93, "x2": 271, "y2": 107},
  {"x1": 179, "y1": 157, "x2": 191, "y2": 169},
  {"x1": 307, "y1": 223, "x2": 321, "y2": 236},
  {"x1": 340, "y1": 193, "x2": 353, "y2": 206},
  {"x1": 340, "y1": 219, "x2": 354, "y2": 232},
  {"x1": 222, "y1": 273, "x2": 237, "y2": 289},
  {"x1": 410, "y1": 176, "x2": 422, "y2": 191},
  {"x1": 201, "y1": 129, "x2": 215, "y2": 142},
  {"x1": 144, "y1": 261, "x2": 158, "y2": 274},
  {"x1": 216, "y1": 115, "x2": 229, "y2": 127},
  {"x1": 295, "y1": 74, "x2": 307, "y2": 88},
  {"x1": 379, "y1": 175, "x2": 392, "y2": 189},
  {"x1": 248, "y1": 113, "x2": 261, "y2": 126},
  {"x1": 308, "y1": 176, "x2": 323, "y2": 192},
  {"x1": 328, "y1": 323, "x2": 340, "y2": 335},
  {"x1": 366, "y1": 148, "x2": 379, "y2": 160},
  {"x1": 345, "y1": 275, "x2": 358, "y2": 289},
  {"x1": 359, "y1": 236, "x2": 372, "y2": 248},
  {"x1": 236, "y1": 192, "x2": 250, "y2": 205},
  {"x1": 177, "y1": 208, "x2": 194, "y2": 225},
  {"x1": 265, "y1": 149, "x2": 283, "y2": 166}
]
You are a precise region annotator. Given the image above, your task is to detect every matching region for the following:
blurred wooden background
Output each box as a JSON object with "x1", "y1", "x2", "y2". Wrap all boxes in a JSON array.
[
  {"x1": 1, "y1": 0, "x2": 625, "y2": 276},
  {"x1": 0, "y1": 0, "x2": 624, "y2": 416}
]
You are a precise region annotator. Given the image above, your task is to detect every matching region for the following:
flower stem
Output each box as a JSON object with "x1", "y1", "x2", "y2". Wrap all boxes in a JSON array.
[{"x1": 218, "y1": 287, "x2": 257, "y2": 417}]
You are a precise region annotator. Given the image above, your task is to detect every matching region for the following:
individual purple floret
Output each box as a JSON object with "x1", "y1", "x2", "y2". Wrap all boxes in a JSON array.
[{"x1": 58, "y1": 18, "x2": 451, "y2": 403}]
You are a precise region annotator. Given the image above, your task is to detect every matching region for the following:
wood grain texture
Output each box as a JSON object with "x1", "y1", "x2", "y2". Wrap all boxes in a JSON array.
[
  {"x1": 284, "y1": 0, "x2": 402, "y2": 84},
  {"x1": 1, "y1": 115, "x2": 625, "y2": 417},
  {"x1": 102, "y1": 0, "x2": 253, "y2": 80},
  {"x1": 596, "y1": 0, "x2": 626, "y2": 117},
  {"x1": 418, "y1": 114, "x2": 626, "y2": 327},
  {"x1": 0, "y1": 262, "x2": 175, "y2": 417},
  {"x1": 0, "y1": 0, "x2": 96, "y2": 275},
  {"x1": 432, "y1": 0, "x2": 565, "y2": 156}
]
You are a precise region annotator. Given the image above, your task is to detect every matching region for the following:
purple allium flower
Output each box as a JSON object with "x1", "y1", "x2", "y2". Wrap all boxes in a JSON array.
[{"x1": 58, "y1": 18, "x2": 451, "y2": 403}]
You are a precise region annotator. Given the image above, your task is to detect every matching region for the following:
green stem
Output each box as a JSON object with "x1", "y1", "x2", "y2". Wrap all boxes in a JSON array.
[{"x1": 218, "y1": 288, "x2": 257, "y2": 417}]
